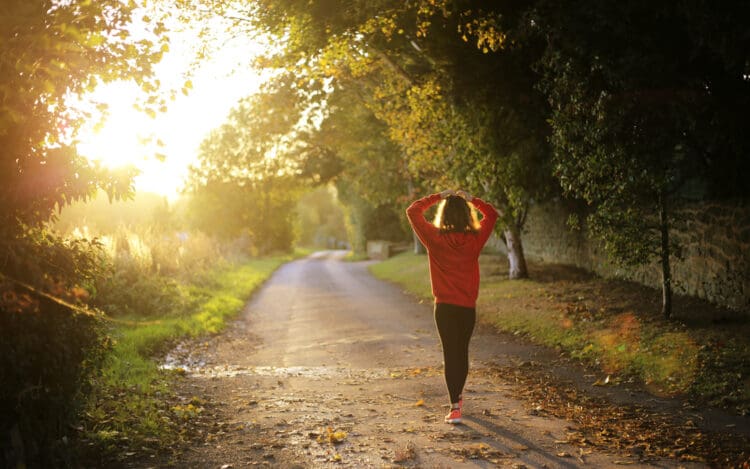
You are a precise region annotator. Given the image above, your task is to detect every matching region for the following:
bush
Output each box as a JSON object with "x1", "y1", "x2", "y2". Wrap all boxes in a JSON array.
[
  {"x1": 90, "y1": 257, "x2": 193, "y2": 318},
  {"x1": 89, "y1": 228, "x2": 216, "y2": 318},
  {"x1": 0, "y1": 281, "x2": 109, "y2": 468}
]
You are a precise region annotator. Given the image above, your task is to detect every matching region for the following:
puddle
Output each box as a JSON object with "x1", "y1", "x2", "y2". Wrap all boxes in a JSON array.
[
  {"x1": 160, "y1": 362, "x2": 394, "y2": 380},
  {"x1": 161, "y1": 341, "x2": 445, "y2": 380}
]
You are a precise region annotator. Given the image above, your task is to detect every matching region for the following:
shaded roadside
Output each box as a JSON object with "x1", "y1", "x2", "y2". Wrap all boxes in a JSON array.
[{"x1": 372, "y1": 252, "x2": 750, "y2": 466}]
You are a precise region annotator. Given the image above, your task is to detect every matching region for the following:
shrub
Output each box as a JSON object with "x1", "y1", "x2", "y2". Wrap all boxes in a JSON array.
[
  {"x1": 90, "y1": 256, "x2": 193, "y2": 318},
  {"x1": 0, "y1": 281, "x2": 109, "y2": 468}
]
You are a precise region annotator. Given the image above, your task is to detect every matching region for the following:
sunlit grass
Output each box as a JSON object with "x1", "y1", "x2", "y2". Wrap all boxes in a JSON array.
[
  {"x1": 84, "y1": 254, "x2": 294, "y2": 459},
  {"x1": 369, "y1": 251, "x2": 432, "y2": 295},
  {"x1": 370, "y1": 252, "x2": 748, "y2": 409}
]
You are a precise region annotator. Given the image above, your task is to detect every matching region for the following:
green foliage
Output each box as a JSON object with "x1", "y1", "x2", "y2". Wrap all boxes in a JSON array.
[
  {"x1": 0, "y1": 4, "x2": 169, "y2": 460},
  {"x1": 295, "y1": 186, "x2": 348, "y2": 248},
  {"x1": 364, "y1": 204, "x2": 410, "y2": 242},
  {"x1": 92, "y1": 265, "x2": 194, "y2": 319},
  {"x1": 537, "y1": 0, "x2": 750, "y2": 242},
  {"x1": 185, "y1": 86, "x2": 305, "y2": 254},
  {"x1": 295, "y1": 84, "x2": 414, "y2": 252},
  {"x1": 534, "y1": 0, "x2": 750, "y2": 314},
  {"x1": 319, "y1": 85, "x2": 410, "y2": 208},
  {"x1": 339, "y1": 189, "x2": 370, "y2": 256},
  {"x1": 86, "y1": 224, "x2": 231, "y2": 317},
  {"x1": 185, "y1": 181, "x2": 297, "y2": 254},
  {"x1": 238, "y1": 0, "x2": 556, "y2": 276},
  {"x1": 0, "y1": 0, "x2": 166, "y2": 234},
  {"x1": 0, "y1": 283, "x2": 109, "y2": 468},
  {"x1": 0, "y1": 225, "x2": 106, "y2": 288}
]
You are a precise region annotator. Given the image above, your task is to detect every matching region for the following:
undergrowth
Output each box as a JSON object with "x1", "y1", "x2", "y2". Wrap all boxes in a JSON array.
[{"x1": 78, "y1": 255, "x2": 292, "y2": 464}]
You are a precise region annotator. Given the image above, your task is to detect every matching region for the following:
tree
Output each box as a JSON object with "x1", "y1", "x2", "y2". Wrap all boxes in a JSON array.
[
  {"x1": 239, "y1": 0, "x2": 556, "y2": 278},
  {"x1": 535, "y1": 0, "x2": 750, "y2": 317},
  {"x1": 295, "y1": 186, "x2": 347, "y2": 248},
  {"x1": 185, "y1": 83, "x2": 306, "y2": 253},
  {"x1": 0, "y1": 1, "x2": 169, "y2": 463},
  {"x1": 0, "y1": 0, "x2": 167, "y2": 287},
  {"x1": 362, "y1": 4, "x2": 555, "y2": 277},
  {"x1": 310, "y1": 84, "x2": 413, "y2": 254}
]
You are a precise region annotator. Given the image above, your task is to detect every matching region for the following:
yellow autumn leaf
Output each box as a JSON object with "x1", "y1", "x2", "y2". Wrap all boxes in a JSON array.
[
  {"x1": 323, "y1": 427, "x2": 347, "y2": 444},
  {"x1": 415, "y1": 399, "x2": 425, "y2": 407}
]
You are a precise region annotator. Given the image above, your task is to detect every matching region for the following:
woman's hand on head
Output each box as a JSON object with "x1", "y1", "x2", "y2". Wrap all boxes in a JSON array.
[
  {"x1": 456, "y1": 190, "x2": 473, "y2": 201},
  {"x1": 439, "y1": 189, "x2": 456, "y2": 199}
]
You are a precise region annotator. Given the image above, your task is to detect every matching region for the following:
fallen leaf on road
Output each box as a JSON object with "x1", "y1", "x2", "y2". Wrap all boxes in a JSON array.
[
  {"x1": 318, "y1": 427, "x2": 347, "y2": 445},
  {"x1": 415, "y1": 399, "x2": 425, "y2": 407},
  {"x1": 592, "y1": 375, "x2": 611, "y2": 386}
]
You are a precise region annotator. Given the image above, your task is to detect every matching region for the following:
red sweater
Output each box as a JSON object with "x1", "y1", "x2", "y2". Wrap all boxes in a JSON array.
[{"x1": 406, "y1": 193, "x2": 499, "y2": 308}]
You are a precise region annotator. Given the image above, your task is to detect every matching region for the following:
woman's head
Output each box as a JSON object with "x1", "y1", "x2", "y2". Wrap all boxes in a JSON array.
[{"x1": 434, "y1": 195, "x2": 480, "y2": 233}]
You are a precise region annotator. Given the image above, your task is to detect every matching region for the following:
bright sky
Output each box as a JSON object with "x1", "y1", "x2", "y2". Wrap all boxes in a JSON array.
[{"x1": 76, "y1": 15, "x2": 268, "y2": 200}]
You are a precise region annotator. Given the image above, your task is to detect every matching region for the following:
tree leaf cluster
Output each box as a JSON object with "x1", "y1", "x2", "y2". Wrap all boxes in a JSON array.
[{"x1": 1, "y1": 0, "x2": 168, "y2": 290}]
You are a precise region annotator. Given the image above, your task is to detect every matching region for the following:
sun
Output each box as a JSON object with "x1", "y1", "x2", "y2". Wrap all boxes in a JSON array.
[
  {"x1": 75, "y1": 19, "x2": 270, "y2": 200},
  {"x1": 76, "y1": 81, "x2": 157, "y2": 169}
]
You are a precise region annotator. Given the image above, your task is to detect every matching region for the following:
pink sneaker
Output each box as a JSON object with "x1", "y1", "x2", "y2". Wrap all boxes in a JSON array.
[{"x1": 444, "y1": 407, "x2": 462, "y2": 424}]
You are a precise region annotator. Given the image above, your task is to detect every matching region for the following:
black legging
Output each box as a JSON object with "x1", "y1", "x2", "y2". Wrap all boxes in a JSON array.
[{"x1": 434, "y1": 302, "x2": 476, "y2": 404}]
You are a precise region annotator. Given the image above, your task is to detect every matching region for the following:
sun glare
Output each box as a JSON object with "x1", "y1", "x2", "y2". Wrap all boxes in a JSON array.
[{"x1": 75, "y1": 16, "x2": 269, "y2": 200}]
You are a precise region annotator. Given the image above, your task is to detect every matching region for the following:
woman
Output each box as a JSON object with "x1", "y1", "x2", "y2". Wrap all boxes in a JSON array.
[{"x1": 406, "y1": 189, "x2": 499, "y2": 424}]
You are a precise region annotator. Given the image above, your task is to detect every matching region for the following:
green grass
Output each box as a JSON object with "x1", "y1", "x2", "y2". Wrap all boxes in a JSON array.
[
  {"x1": 81, "y1": 254, "x2": 294, "y2": 461},
  {"x1": 370, "y1": 252, "x2": 750, "y2": 413},
  {"x1": 369, "y1": 251, "x2": 432, "y2": 295}
]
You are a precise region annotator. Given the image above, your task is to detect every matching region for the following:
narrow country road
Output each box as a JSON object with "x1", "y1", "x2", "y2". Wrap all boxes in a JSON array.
[{"x1": 165, "y1": 251, "x2": 706, "y2": 468}]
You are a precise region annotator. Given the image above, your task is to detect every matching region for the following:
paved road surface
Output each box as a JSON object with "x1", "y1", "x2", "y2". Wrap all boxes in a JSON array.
[{"x1": 166, "y1": 251, "x2": 704, "y2": 468}]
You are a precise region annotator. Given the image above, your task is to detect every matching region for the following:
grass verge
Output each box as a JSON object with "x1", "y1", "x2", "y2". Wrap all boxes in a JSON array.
[
  {"x1": 78, "y1": 253, "x2": 298, "y2": 463},
  {"x1": 370, "y1": 252, "x2": 750, "y2": 415}
]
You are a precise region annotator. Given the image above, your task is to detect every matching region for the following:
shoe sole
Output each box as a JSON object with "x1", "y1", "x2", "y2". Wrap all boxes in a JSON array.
[{"x1": 445, "y1": 418, "x2": 462, "y2": 424}]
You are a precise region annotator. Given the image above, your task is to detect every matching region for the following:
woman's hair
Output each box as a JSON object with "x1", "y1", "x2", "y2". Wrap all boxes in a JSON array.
[{"x1": 433, "y1": 195, "x2": 480, "y2": 233}]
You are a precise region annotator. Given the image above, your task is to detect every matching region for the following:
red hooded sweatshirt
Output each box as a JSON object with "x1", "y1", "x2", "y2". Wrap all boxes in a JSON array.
[{"x1": 406, "y1": 193, "x2": 499, "y2": 308}]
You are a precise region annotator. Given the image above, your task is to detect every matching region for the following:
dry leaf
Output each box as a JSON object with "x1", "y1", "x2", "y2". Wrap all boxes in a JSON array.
[{"x1": 592, "y1": 375, "x2": 611, "y2": 386}]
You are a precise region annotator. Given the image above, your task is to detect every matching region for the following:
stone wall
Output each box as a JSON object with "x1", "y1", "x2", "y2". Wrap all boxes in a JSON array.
[{"x1": 491, "y1": 200, "x2": 750, "y2": 313}]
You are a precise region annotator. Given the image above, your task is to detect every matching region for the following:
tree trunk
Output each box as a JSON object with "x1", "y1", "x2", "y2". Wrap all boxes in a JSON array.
[
  {"x1": 406, "y1": 179, "x2": 425, "y2": 254},
  {"x1": 413, "y1": 232, "x2": 426, "y2": 254},
  {"x1": 349, "y1": 210, "x2": 366, "y2": 257},
  {"x1": 659, "y1": 192, "x2": 673, "y2": 319},
  {"x1": 504, "y1": 225, "x2": 528, "y2": 279}
]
